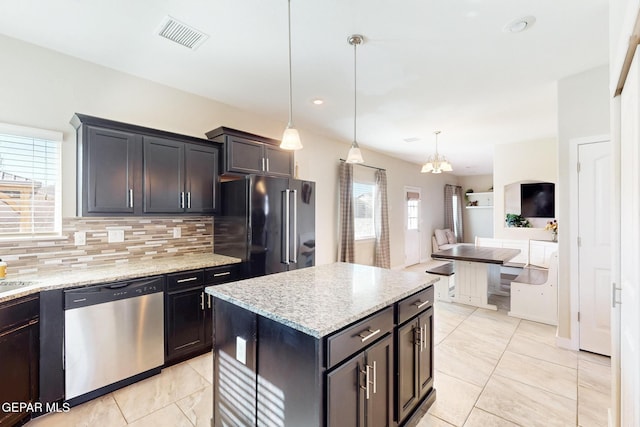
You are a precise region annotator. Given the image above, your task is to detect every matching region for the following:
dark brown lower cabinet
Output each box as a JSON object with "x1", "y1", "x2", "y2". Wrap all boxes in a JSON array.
[
  {"x1": 0, "y1": 294, "x2": 39, "y2": 427},
  {"x1": 327, "y1": 334, "x2": 393, "y2": 427},
  {"x1": 212, "y1": 285, "x2": 435, "y2": 427},
  {"x1": 165, "y1": 265, "x2": 240, "y2": 364},
  {"x1": 396, "y1": 307, "x2": 434, "y2": 424}
]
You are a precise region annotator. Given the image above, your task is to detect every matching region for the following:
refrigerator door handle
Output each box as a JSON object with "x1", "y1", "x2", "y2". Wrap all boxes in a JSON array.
[
  {"x1": 291, "y1": 189, "x2": 298, "y2": 264},
  {"x1": 282, "y1": 189, "x2": 290, "y2": 265}
]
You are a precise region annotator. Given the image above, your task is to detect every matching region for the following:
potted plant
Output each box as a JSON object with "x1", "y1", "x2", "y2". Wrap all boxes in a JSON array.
[{"x1": 505, "y1": 213, "x2": 531, "y2": 228}]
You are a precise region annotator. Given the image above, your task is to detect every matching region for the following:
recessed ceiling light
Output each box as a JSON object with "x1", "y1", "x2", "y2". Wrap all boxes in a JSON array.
[
  {"x1": 312, "y1": 98, "x2": 324, "y2": 105},
  {"x1": 503, "y1": 16, "x2": 536, "y2": 33}
]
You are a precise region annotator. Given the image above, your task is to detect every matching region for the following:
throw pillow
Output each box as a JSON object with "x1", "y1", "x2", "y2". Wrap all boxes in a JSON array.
[
  {"x1": 445, "y1": 229, "x2": 456, "y2": 244},
  {"x1": 434, "y1": 229, "x2": 448, "y2": 246}
]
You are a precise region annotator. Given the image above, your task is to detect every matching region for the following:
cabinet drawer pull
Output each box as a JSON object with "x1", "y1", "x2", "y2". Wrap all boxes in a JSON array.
[
  {"x1": 177, "y1": 277, "x2": 198, "y2": 283},
  {"x1": 358, "y1": 328, "x2": 380, "y2": 343},
  {"x1": 213, "y1": 271, "x2": 231, "y2": 277},
  {"x1": 413, "y1": 300, "x2": 430, "y2": 309}
]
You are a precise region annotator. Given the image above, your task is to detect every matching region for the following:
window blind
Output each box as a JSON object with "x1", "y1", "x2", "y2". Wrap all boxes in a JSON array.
[{"x1": 0, "y1": 123, "x2": 62, "y2": 236}]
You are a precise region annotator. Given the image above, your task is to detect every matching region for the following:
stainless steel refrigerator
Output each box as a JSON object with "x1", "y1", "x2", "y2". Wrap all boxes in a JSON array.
[{"x1": 214, "y1": 175, "x2": 315, "y2": 278}]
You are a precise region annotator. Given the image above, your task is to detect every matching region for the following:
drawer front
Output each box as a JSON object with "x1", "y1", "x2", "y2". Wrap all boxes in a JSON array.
[
  {"x1": 397, "y1": 286, "x2": 434, "y2": 325},
  {"x1": 0, "y1": 294, "x2": 40, "y2": 335},
  {"x1": 326, "y1": 306, "x2": 393, "y2": 369},
  {"x1": 167, "y1": 269, "x2": 204, "y2": 292},
  {"x1": 204, "y1": 264, "x2": 240, "y2": 285}
]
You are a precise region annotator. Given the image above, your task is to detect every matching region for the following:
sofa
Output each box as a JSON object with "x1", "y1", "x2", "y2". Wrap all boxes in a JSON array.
[{"x1": 431, "y1": 228, "x2": 458, "y2": 253}]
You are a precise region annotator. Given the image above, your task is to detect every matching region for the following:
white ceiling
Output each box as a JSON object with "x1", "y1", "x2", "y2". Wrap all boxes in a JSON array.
[{"x1": 0, "y1": 0, "x2": 608, "y2": 175}]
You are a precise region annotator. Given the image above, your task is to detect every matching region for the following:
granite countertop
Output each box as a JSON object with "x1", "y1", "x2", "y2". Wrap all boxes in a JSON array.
[
  {"x1": 0, "y1": 253, "x2": 241, "y2": 303},
  {"x1": 205, "y1": 262, "x2": 438, "y2": 338}
]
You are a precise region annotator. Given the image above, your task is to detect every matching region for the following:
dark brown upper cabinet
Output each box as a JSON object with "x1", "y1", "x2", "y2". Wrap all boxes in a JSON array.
[
  {"x1": 72, "y1": 114, "x2": 221, "y2": 216},
  {"x1": 206, "y1": 127, "x2": 293, "y2": 178}
]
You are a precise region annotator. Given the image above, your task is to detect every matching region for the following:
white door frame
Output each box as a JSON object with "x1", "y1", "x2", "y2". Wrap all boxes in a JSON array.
[
  {"x1": 568, "y1": 134, "x2": 611, "y2": 351},
  {"x1": 404, "y1": 186, "x2": 422, "y2": 267}
]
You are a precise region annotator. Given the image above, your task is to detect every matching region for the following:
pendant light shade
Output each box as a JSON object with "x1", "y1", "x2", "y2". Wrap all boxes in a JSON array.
[
  {"x1": 345, "y1": 34, "x2": 364, "y2": 164},
  {"x1": 421, "y1": 131, "x2": 453, "y2": 173},
  {"x1": 280, "y1": 0, "x2": 302, "y2": 150}
]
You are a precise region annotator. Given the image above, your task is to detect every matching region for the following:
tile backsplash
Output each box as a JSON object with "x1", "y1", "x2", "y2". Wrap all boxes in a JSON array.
[{"x1": 0, "y1": 216, "x2": 214, "y2": 276}]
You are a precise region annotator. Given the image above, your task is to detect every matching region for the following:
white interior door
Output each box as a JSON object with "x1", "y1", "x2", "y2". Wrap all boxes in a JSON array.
[
  {"x1": 619, "y1": 47, "x2": 640, "y2": 426},
  {"x1": 404, "y1": 187, "x2": 421, "y2": 266},
  {"x1": 577, "y1": 141, "x2": 612, "y2": 356}
]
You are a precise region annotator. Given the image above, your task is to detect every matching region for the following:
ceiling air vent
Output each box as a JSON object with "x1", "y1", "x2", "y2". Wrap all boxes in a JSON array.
[{"x1": 157, "y1": 16, "x2": 209, "y2": 50}]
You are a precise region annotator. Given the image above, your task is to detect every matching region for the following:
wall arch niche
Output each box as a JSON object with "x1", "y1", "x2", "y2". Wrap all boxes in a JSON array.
[{"x1": 504, "y1": 180, "x2": 555, "y2": 229}]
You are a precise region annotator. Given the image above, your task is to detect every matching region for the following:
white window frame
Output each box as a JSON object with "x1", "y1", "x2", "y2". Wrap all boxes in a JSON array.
[
  {"x1": 353, "y1": 180, "x2": 376, "y2": 241},
  {"x1": 0, "y1": 122, "x2": 62, "y2": 238}
]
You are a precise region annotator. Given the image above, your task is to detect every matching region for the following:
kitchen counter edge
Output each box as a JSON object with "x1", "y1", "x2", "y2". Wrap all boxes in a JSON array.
[{"x1": 0, "y1": 253, "x2": 242, "y2": 303}]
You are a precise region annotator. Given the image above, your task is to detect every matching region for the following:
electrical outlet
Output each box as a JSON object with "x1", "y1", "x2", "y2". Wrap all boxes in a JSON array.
[
  {"x1": 74, "y1": 231, "x2": 86, "y2": 246},
  {"x1": 173, "y1": 227, "x2": 181, "y2": 238},
  {"x1": 108, "y1": 229, "x2": 125, "y2": 243}
]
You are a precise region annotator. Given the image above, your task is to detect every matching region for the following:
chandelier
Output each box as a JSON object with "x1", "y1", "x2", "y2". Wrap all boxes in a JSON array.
[{"x1": 421, "y1": 131, "x2": 453, "y2": 173}]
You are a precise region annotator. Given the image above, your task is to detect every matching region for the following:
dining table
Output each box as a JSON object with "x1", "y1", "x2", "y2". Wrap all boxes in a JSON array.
[{"x1": 431, "y1": 245, "x2": 521, "y2": 310}]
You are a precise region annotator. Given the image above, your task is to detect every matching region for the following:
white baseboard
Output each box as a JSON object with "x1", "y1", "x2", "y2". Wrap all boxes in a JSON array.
[{"x1": 555, "y1": 335, "x2": 578, "y2": 351}]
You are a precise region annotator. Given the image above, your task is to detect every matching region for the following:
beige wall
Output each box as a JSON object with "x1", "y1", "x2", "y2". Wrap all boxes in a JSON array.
[
  {"x1": 557, "y1": 65, "x2": 610, "y2": 340},
  {"x1": 493, "y1": 138, "x2": 559, "y2": 241},
  {"x1": 0, "y1": 34, "x2": 456, "y2": 269},
  {"x1": 458, "y1": 174, "x2": 493, "y2": 243}
]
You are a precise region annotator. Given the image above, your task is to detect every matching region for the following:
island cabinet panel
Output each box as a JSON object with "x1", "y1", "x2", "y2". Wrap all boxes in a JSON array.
[
  {"x1": 395, "y1": 306, "x2": 434, "y2": 425},
  {"x1": 257, "y1": 316, "x2": 324, "y2": 426},
  {"x1": 327, "y1": 334, "x2": 393, "y2": 427},
  {"x1": 213, "y1": 299, "x2": 257, "y2": 426}
]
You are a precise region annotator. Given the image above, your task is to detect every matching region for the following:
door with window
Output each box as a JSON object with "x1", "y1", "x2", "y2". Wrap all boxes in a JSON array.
[{"x1": 404, "y1": 188, "x2": 421, "y2": 266}]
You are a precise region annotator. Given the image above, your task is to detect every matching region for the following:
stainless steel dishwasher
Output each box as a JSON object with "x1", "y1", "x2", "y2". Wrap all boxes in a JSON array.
[{"x1": 64, "y1": 276, "x2": 164, "y2": 404}]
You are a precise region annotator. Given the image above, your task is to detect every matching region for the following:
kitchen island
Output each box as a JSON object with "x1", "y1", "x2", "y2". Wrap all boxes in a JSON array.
[{"x1": 205, "y1": 262, "x2": 439, "y2": 426}]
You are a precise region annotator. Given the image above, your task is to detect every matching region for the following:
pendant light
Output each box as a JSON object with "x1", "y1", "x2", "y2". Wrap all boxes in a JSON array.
[
  {"x1": 421, "y1": 131, "x2": 453, "y2": 173},
  {"x1": 280, "y1": 0, "x2": 303, "y2": 150},
  {"x1": 346, "y1": 34, "x2": 364, "y2": 164}
]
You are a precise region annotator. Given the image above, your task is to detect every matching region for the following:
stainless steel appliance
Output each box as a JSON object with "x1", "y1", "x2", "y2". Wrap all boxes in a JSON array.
[
  {"x1": 64, "y1": 276, "x2": 164, "y2": 404},
  {"x1": 214, "y1": 175, "x2": 315, "y2": 278}
]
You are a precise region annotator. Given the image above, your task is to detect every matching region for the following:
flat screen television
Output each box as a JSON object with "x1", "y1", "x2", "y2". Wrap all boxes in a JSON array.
[{"x1": 521, "y1": 182, "x2": 555, "y2": 218}]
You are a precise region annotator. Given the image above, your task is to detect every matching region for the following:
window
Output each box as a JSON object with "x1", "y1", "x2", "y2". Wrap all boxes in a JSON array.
[
  {"x1": 0, "y1": 123, "x2": 62, "y2": 237},
  {"x1": 353, "y1": 181, "x2": 375, "y2": 240},
  {"x1": 406, "y1": 191, "x2": 420, "y2": 231}
]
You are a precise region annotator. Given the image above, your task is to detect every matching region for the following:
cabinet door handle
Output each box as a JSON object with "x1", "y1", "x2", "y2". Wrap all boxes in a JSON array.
[
  {"x1": 177, "y1": 277, "x2": 198, "y2": 283},
  {"x1": 414, "y1": 325, "x2": 421, "y2": 348},
  {"x1": 262, "y1": 158, "x2": 266, "y2": 171},
  {"x1": 420, "y1": 324, "x2": 425, "y2": 353},
  {"x1": 358, "y1": 328, "x2": 380, "y2": 343},
  {"x1": 180, "y1": 192, "x2": 185, "y2": 209},
  {"x1": 413, "y1": 300, "x2": 430, "y2": 309},
  {"x1": 208, "y1": 294, "x2": 211, "y2": 309},
  {"x1": 372, "y1": 360, "x2": 377, "y2": 394},
  {"x1": 213, "y1": 271, "x2": 231, "y2": 277},
  {"x1": 200, "y1": 292, "x2": 205, "y2": 310},
  {"x1": 360, "y1": 364, "x2": 371, "y2": 400},
  {"x1": 266, "y1": 158, "x2": 270, "y2": 171},
  {"x1": 187, "y1": 191, "x2": 191, "y2": 209},
  {"x1": 129, "y1": 189, "x2": 134, "y2": 208}
]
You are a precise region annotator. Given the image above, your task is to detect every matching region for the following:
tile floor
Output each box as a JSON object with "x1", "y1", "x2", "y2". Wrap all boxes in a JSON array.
[{"x1": 27, "y1": 264, "x2": 612, "y2": 427}]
